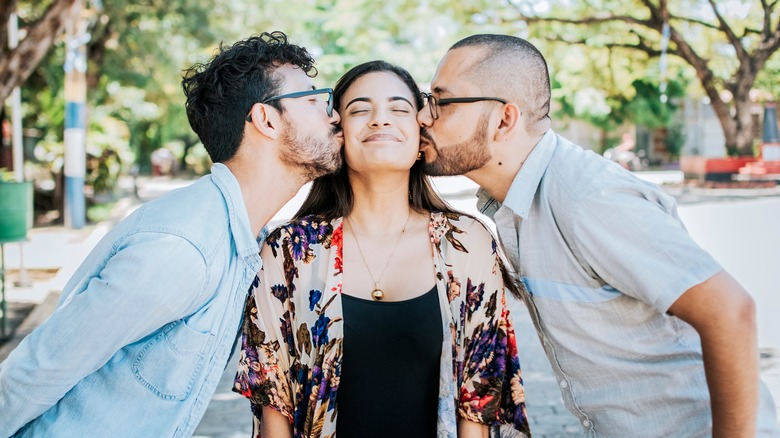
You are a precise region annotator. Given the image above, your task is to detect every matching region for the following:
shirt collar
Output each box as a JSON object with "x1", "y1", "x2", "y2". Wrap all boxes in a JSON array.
[
  {"x1": 477, "y1": 129, "x2": 558, "y2": 220},
  {"x1": 209, "y1": 163, "x2": 262, "y2": 259}
]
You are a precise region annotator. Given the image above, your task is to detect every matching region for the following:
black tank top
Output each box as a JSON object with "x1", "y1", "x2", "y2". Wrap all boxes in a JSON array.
[{"x1": 336, "y1": 286, "x2": 442, "y2": 438}]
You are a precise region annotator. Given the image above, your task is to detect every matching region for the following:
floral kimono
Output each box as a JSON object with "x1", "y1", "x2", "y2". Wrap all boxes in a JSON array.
[{"x1": 234, "y1": 212, "x2": 531, "y2": 438}]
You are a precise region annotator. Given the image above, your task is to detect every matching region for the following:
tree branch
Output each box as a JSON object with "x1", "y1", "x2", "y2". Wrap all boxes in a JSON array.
[
  {"x1": 538, "y1": 34, "x2": 675, "y2": 58},
  {"x1": 670, "y1": 14, "x2": 721, "y2": 32},
  {"x1": 0, "y1": 0, "x2": 80, "y2": 104},
  {"x1": 706, "y1": 0, "x2": 748, "y2": 61},
  {"x1": 637, "y1": 0, "x2": 663, "y2": 23},
  {"x1": 639, "y1": 1, "x2": 728, "y2": 122},
  {"x1": 761, "y1": 0, "x2": 774, "y2": 36},
  {"x1": 751, "y1": 0, "x2": 780, "y2": 70},
  {"x1": 521, "y1": 14, "x2": 653, "y2": 29},
  {"x1": 0, "y1": 0, "x2": 18, "y2": 56}
]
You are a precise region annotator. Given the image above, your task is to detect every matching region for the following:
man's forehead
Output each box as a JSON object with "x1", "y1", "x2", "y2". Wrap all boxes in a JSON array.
[
  {"x1": 432, "y1": 47, "x2": 483, "y2": 95},
  {"x1": 276, "y1": 64, "x2": 315, "y2": 90}
]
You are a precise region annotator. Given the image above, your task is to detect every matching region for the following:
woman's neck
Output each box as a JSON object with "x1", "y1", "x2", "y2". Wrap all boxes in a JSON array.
[{"x1": 347, "y1": 172, "x2": 414, "y2": 236}]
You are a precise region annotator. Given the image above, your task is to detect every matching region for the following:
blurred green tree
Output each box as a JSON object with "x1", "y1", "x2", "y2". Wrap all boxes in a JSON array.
[
  {"x1": 511, "y1": 0, "x2": 780, "y2": 156},
  {"x1": 0, "y1": 0, "x2": 79, "y2": 104}
]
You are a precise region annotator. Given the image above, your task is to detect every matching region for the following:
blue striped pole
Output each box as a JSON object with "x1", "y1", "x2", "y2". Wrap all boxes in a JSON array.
[{"x1": 63, "y1": 13, "x2": 88, "y2": 229}]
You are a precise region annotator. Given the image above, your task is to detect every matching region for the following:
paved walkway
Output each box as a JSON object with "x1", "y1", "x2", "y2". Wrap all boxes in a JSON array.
[{"x1": 2, "y1": 171, "x2": 779, "y2": 437}]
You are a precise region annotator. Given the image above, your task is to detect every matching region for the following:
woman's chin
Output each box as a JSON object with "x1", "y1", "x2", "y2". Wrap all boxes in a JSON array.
[{"x1": 352, "y1": 159, "x2": 417, "y2": 175}]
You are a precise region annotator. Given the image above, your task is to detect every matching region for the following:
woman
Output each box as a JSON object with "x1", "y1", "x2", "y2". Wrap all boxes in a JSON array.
[{"x1": 234, "y1": 61, "x2": 531, "y2": 438}]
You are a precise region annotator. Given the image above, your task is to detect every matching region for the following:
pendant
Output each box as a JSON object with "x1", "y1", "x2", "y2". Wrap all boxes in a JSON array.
[{"x1": 371, "y1": 288, "x2": 384, "y2": 301}]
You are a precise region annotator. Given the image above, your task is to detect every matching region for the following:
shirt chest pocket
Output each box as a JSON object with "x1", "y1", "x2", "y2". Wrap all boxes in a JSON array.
[{"x1": 132, "y1": 319, "x2": 215, "y2": 400}]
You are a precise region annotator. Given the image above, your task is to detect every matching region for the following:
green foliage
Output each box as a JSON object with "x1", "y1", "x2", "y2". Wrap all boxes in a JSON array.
[
  {"x1": 87, "y1": 201, "x2": 116, "y2": 223},
  {"x1": 755, "y1": 52, "x2": 780, "y2": 102},
  {"x1": 0, "y1": 168, "x2": 18, "y2": 182},
  {"x1": 17, "y1": 0, "x2": 218, "y2": 178},
  {"x1": 665, "y1": 118, "x2": 686, "y2": 160},
  {"x1": 12, "y1": 0, "x2": 779, "y2": 184},
  {"x1": 627, "y1": 77, "x2": 687, "y2": 128}
]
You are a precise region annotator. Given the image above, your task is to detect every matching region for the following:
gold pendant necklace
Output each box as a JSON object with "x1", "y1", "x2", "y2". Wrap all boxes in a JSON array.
[{"x1": 346, "y1": 210, "x2": 411, "y2": 301}]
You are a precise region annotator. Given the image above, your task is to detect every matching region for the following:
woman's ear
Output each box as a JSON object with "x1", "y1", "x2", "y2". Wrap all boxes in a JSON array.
[
  {"x1": 248, "y1": 103, "x2": 281, "y2": 140},
  {"x1": 494, "y1": 103, "x2": 521, "y2": 143}
]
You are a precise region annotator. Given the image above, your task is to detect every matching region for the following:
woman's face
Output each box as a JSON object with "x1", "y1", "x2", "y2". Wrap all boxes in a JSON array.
[{"x1": 339, "y1": 71, "x2": 420, "y2": 175}]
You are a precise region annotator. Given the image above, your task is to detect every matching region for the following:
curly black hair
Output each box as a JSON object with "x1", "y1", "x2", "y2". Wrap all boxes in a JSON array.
[{"x1": 182, "y1": 31, "x2": 317, "y2": 163}]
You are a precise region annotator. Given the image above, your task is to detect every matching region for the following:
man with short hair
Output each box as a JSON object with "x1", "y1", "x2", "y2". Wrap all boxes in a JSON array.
[
  {"x1": 418, "y1": 33, "x2": 779, "y2": 437},
  {"x1": 0, "y1": 31, "x2": 342, "y2": 437}
]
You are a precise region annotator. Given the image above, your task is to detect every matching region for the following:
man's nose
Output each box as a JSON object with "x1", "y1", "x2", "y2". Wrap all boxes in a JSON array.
[
  {"x1": 329, "y1": 108, "x2": 341, "y2": 125},
  {"x1": 417, "y1": 104, "x2": 433, "y2": 127}
]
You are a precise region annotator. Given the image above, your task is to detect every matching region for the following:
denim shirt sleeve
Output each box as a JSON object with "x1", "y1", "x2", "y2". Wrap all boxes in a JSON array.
[{"x1": 0, "y1": 232, "x2": 209, "y2": 435}]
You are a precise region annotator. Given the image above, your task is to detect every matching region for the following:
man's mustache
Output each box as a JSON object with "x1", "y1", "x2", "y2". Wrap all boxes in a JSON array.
[{"x1": 420, "y1": 128, "x2": 433, "y2": 143}]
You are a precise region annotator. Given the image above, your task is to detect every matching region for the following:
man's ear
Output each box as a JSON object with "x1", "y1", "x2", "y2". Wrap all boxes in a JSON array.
[
  {"x1": 248, "y1": 103, "x2": 281, "y2": 140},
  {"x1": 494, "y1": 103, "x2": 521, "y2": 142}
]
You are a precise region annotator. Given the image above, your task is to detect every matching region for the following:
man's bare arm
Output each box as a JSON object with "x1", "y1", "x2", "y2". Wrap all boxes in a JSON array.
[{"x1": 668, "y1": 270, "x2": 759, "y2": 438}]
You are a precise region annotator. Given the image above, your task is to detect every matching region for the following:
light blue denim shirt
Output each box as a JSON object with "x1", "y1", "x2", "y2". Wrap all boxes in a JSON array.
[
  {"x1": 0, "y1": 163, "x2": 265, "y2": 437},
  {"x1": 478, "y1": 130, "x2": 779, "y2": 437}
]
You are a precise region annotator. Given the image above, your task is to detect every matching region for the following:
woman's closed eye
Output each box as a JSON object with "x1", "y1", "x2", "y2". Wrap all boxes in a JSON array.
[
  {"x1": 346, "y1": 103, "x2": 413, "y2": 117},
  {"x1": 390, "y1": 106, "x2": 412, "y2": 114},
  {"x1": 348, "y1": 107, "x2": 371, "y2": 116}
]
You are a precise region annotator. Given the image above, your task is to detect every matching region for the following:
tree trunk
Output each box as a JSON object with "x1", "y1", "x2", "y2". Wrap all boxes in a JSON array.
[
  {"x1": 733, "y1": 93, "x2": 755, "y2": 156},
  {"x1": 0, "y1": 0, "x2": 18, "y2": 53},
  {"x1": 86, "y1": 18, "x2": 112, "y2": 89},
  {"x1": 709, "y1": 98, "x2": 738, "y2": 156},
  {"x1": 731, "y1": 62, "x2": 759, "y2": 156},
  {"x1": 0, "y1": 0, "x2": 80, "y2": 104}
]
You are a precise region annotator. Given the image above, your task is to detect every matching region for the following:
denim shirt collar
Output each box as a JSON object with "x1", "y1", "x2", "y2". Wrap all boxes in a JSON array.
[
  {"x1": 477, "y1": 129, "x2": 557, "y2": 220},
  {"x1": 209, "y1": 163, "x2": 264, "y2": 261}
]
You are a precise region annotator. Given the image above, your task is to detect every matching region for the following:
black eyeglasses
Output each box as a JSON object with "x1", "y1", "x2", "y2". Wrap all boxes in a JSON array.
[
  {"x1": 246, "y1": 87, "x2": 334, "y2": 122},
  {"x1": 421, "y1": 92, "x2": 507, "y2": 120}
]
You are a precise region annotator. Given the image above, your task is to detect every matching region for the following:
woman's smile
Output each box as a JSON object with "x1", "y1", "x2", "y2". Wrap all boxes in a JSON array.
[{"x1": 363, "y1": 133, "x2": 401, "y2": 143}]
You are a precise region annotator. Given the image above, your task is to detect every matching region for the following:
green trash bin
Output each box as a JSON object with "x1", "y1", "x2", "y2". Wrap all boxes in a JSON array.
[
  {"x1": 0, "y1": 181, "x2": 32, "y2": 243},
  {"x1": 0, "y1": 180, "x2": 32, "y2": 339}
]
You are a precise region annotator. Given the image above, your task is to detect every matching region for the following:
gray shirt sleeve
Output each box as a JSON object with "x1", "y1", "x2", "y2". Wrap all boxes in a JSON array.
[{"x1": 566, "y1": 182, "x2": 722, "y2": 313}]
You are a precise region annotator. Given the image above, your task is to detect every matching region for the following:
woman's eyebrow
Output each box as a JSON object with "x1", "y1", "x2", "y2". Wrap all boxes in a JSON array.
[
  {"x1": 389, "y1": 96, "x2": 414, "y2": 107},
  {"x1": 344, "y1": 97, "x2": 371, "y2": 109},
  {"x1": 344, "y1": 96, "x2": 414, "y2": 109}
]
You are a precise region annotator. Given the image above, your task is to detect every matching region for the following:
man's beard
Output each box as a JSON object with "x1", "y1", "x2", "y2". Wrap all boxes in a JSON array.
[
  {"x1": 422, "y1": 114, "x2": 491, "y2": 177},
  {"x1": 279, "y1": 120, "x2": 343, "y2": 181}
]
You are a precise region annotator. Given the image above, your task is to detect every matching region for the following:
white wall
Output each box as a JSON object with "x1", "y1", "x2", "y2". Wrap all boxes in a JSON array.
[{"x1": 682, "y1": 97, "x2": 727, "y2": 157}]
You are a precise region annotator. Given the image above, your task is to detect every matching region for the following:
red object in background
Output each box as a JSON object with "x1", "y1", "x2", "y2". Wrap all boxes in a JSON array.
[
  {"x1": 737, "y1": 103, "x2": 780, "y2": 178},
  {"x1": 680, "y1": 156, "x2": 758, "y2": 181},
  {"x1": 1, "y1": 118, "x2": 13, "y2": 171}
]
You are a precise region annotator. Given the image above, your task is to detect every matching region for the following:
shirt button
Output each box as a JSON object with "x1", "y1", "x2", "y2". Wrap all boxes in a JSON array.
[
  {"x1": 582, "y1": 420, "x2": 591, "y2": 427},
  {"x1": 559, "y1": 380, "x2": 568, "y2": 388}
]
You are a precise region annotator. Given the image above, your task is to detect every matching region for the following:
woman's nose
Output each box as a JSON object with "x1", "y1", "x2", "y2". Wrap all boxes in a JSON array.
[{"x1": 369, "y1": 109, "x2": 392, "y2": 127}]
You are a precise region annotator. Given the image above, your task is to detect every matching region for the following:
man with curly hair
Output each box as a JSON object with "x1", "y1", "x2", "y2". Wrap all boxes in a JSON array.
[{"x1": 0, "y1": 31, "x2": 342, "y2": 437}]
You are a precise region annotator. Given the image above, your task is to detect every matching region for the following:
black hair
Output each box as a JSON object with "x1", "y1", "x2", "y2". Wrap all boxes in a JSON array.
[{"x1": 182, "y1": 31, "x2": 316, "y2": 163}]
